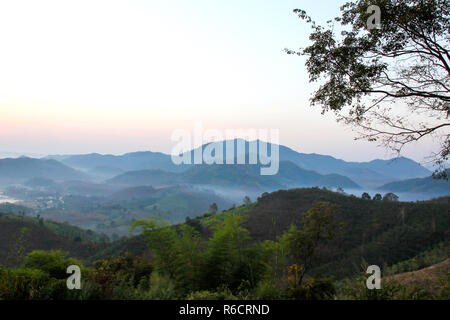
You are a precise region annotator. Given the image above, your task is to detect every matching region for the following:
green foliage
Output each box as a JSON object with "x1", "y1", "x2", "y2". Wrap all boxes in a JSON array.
[
  {"x1": 383, "y1": 193, "x2": 399, "y2": 202},
  {"x1": 0, "y1": 187, "x2": 448, "y2": 300},
  {"x1": 252, "y1": 280, "x2": 283, "y2": 300},
  {"x1": 0, "y1": 267, "x2": 50, "y2": 300},
  {"x1": 337, "y1": 273, "x2": 436, "y2": 300},
  {"x1": 186, "y1": 288, "x2": 237, "y2": 300},
  {"x1": 86, "y1": 254, "x2": 153, "y2": 299},
  {"x1": 202, "y1": 214, "x2": 255, "y2": 290},
  {"x1": 289, "y1": 0, "x2": 450, "y2": 174},
  {"x1": 280, "y1": 202, "x2": 341, "y2": 285},
  {"x1": 140, "y1": 272, "x2": 178, "y2": 300},
  {"x1": 6, "y1": 227, "x2": 28, "y2": 266},
  {"x1": 373, "y1": 193, "x2": 382, "y2": 201},
  {"x1": 24, "y1": 250, "x2": 82, "y2": 280},
  {"x1": 386, "y1": 242, "x2": 450, "y2": 275},
  {"x1": 131, "y1": 217, "x2": 180, "y2": 278},
  {"x1": 287, "y1": 278, "x2": 336, "y2": 300},
  {"x1": 130, "y1": 217, "x2": 204, "y2": 293},
  {"x1": 361, "y1": 192, "x2": 371, "y2": 200}
]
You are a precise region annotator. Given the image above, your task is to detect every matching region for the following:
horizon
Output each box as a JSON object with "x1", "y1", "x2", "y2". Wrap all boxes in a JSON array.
[{"x1": 0, "y1": 137, "x2": 434, "y2": 170}]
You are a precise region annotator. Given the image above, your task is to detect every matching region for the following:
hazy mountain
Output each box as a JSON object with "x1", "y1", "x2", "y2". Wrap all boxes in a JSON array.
[
  {"x1": 378, "y1": 174, "x2": 450, "y2": 197},
  {"x1": 55, "y1": 151, "x2": 186, "y2": 173},
  {"x1": 165, "y1": 139, "x2": 432, "y2": 188},
  {"x1": 108, "y1": 169, "x2": 180, "y2": 187},
  {"x1": 107, "y1": 160, "x2": 360, "y2": 192},
  {"x1": 178, "y1": 139, "x2": 429, "y2": 188},
  {"x1": 109, "y1": 186, "x2": 157, "y2": 201},
  {"x1": 87, "y1": 166, "x2": 125, "y2": 179},
  {"x1": 0, "y1": 157, "x2": 89, "y2": 184},
  {"x1": 279, "y1": 150, "x2": 430, "y2": 189},
  {"x1": 42, "y1": 139, "x2": 431, "y2": 188}
]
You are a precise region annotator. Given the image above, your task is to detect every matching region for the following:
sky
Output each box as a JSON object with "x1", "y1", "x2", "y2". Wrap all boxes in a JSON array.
[{"x1": 0, "y1": 0, "x2": 440, "y2": 164}]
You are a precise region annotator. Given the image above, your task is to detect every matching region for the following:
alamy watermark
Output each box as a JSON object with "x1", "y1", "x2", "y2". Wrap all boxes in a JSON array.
[
  {"x1": 170, "y1": 122, "x2": 280, "y2": 175},
  {"x1": 366, "y1": 5, "x2": 381, "y2": 30},
  {"x1": 366, "y1": 265, "x2": 381, "y2": 289},
  {"x1": 67, "y1": 265, "x2": 81, "y2": 290}
]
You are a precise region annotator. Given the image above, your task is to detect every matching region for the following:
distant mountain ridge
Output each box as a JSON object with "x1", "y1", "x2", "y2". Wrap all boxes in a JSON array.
[
  {"x1": 45, "y1": 139, "x2": 431, "y2": 189},
  {"x1": 0, "y1": 157, "x2": 88, "y2": 184},
  {"x1": 108, "y1": 160, "x2": 361, "y2": 192},
  {"x1": 46, "y1": 151, "x2": 185, "y2": 173},
  {"x1": 378, "y1": 172, "x2": 450, "y2": 197}
]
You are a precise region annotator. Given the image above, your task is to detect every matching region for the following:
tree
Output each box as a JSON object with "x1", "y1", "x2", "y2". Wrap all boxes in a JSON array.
[
  {"x1": 130, "y1": 217, "x2": 180, "y2": 279},
  {"x1": 280, "y1": 202, "x2": 342, "y2": 286},
  {"x1": 383, "y1": 192, "x2": 399, "y2": 202},
  {"x1": 130, "y1": 217, "x2": 203, "y2": 291},
  {"x1": 24, "y1": 250, "x2": 81, "y2": 279},
  {"x1": 336, "y1": 187, "x2": 345, "y2": 194},
  {"x1": 361, "y1": 192, "x2": 371, "y2": 200},
  {"x1": 202, "y1": 214, "x2": 253, "y2": 290},
  {"x1": 243, "y1": 196, "x2": 251, "y2": 205},
  {"x1": 287, "y1": 0, "x2": 449, "y2": 178},
  {"x1": 373, "y1": 193, "x2": 382, "y2": 201},
  {"x1": 209, "y1": 203, "x2": 218, "y2": 214}
]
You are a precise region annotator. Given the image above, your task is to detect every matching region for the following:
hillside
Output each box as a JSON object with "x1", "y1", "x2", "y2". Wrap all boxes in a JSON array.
[
  {"x1": 378, "y1": 174, "x2": 450, "y2": 196},
  {"x1": 385, "y1": 259, "x2": 449, "y2": 294},
  {"x1": 107, "y1": 169, "x2": 180, "y2": 187},
  {"x1": 90, "y1": 187, "x2": 449, "y2": 280},
  {"x1": 107, "y1": 161, "x2": 361, "y2": 191},
  {"x1": 245, "y1": 188, "x2": 449, "y2": 278},
  {"x1": 0, "y1": 212, "x2": 107, "y2": 267},
  {"x1": 183, "y1": 139, "x2": 431, "y2": 188},
  {"x1": 45, "y1": 139, "x2": 430, "y2": 189},
  {"x1": 0, "y1": 157, "x2": 88, "y2": 185}
]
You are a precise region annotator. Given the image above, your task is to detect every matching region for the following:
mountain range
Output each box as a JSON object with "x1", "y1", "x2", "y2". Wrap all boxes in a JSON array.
[
  {"x1": 0, "y1": 157, "x2": 87, "y2": 184},
  {"x1": 2, "y1": 139, "x2": 446, "y2": 199}
]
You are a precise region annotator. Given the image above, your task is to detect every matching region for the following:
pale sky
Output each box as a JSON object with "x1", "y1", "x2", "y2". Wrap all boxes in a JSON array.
[{"x1": 0, "y1": 0, "x2": 439, "y2": 164}]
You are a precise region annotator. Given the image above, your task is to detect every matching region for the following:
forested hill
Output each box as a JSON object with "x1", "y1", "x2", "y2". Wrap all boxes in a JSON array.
[
  {"x1": 0, "y1": 212, "x2": 108, "y2": 267},
  {"x1": 378, "y1": 174, "x2": 450, "y2": 196},
  {"x1": 3, "y1": 187, "x2": 447, "y2": 280},
  {"x1": 90, "y1": 187, "x2": 449, "y2": 279}
]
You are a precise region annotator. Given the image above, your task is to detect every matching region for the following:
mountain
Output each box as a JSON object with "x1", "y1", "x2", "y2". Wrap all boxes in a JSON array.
[
  {"x1": 0, "y1": 157, "x2": 89, "y2": 184},
  {"x1": 52, "y1": 151, "x2": 186, "y2": 173},
  {"x1": 168, "y1": 138, "x2": 431, "y2": 188},
  {"x1": 108, "y1": 169, "x2": 180, "y2": 187},
  {"x1": 0, "y1": 211, "x2": 107, "y2": 267},
  {"x1": 87, "y1": 166, "x2": 125, "y2": 179},
  {"x1": 109, "y1": 186, "x2": 157, "y2": 201},
  {"x1": 217, "y1": 139, "x2": 431, "y2": 188},
  {"x1": 107, "y1": 161, "x2": 361, "y2": 192},
  {"x1": 44, "y1": 139, "x2": 430, "y2": 189},
  {"x1": 378, "y1": 174, "x2": 450, "y2": 197}
]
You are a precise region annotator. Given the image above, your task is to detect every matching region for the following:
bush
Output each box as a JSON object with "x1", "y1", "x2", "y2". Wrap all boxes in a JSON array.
[
  {"x1": 186, "y1": 287, "x2": 237, "y2": 300},
  {"x1": 0, "y1": 267, "x2": 50, "y2": 300},
  {"x1": 288, "y1": 278, "x2": 336, "y2": 300},
  {"x1": 24, "y1": 250, "x2": 82, "y2": 280},
  {"x1": 141, "y1": 272, "x2": 178, "y2": 300},
  {"x1": 252, "y1": 280, "x2": 283, "y2": 300}
]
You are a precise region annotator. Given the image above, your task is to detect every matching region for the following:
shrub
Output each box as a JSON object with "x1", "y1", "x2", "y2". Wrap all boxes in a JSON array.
[
  {"x1": 288, "y1": 278, "x2": 336, "y2": 300},
  {"x1": 0, "y1": 267, "x2": 50, "y2": 300},
  {"x1": 186, "y1": 288, "x2": 237, "y2": 300},
  {"x1": 252, "y1": 280, "x2": 283, "y2": 300}
]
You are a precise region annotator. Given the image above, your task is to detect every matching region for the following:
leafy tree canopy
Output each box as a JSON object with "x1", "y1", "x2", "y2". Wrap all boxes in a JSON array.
[{"x1": 287, "y1": 0, "x2": 449, "y2": 178}]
